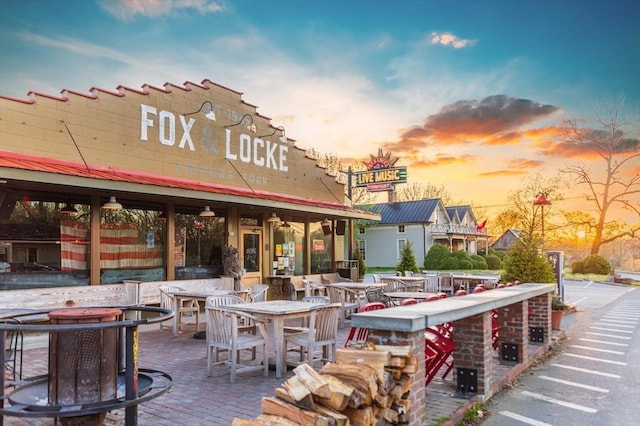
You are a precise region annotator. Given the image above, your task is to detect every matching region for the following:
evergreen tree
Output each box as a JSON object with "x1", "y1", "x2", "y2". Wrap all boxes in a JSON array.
[
  {"x1": 396, "y1": 241, "x2": 420, "y2": 274},
  {"x1": 503, "y1": 234, "x2": 556, "y2": 283}
]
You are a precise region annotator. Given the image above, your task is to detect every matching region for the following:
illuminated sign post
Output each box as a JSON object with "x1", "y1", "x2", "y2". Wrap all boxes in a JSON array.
[
  {"x1": 354, "y1": 167, "x2": 407, "y2": 191},
  {"x1": 353, "y1": 149, "x2": 407, "y2": 192}
]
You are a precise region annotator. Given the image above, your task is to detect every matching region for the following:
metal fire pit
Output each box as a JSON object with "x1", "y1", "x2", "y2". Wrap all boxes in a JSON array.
[{"x1": 0, "y1": 306, "x2": 174, "y2": 426}]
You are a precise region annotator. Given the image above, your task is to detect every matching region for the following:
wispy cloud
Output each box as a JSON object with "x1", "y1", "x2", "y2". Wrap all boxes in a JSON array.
[
  {"x1": 430, "y1": 32, "x2": 477, "y2": 49},
  {"x1": 99, "y1": 0, "x2": 223, "y2": 21}
]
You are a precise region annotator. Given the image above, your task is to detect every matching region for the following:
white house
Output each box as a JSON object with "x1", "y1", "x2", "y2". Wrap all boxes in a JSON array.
[{"x1": 355, "y1": 199, "x2": 489, "y2": 268}]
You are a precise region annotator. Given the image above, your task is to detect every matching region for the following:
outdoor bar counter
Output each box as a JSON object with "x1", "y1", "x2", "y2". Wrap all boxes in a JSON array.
[{"x1": 351, "y1": 283, "x2": 555, "y2": 426}]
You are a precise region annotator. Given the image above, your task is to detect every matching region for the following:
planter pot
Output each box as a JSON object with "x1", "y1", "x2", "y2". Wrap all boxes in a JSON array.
[{"x1": 551, "y1": 310, "x2": 564, "y2": 330}]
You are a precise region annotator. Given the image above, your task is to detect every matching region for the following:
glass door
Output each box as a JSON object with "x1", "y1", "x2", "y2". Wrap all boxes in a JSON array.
[{"x1": 240, "y1": 229, "x2": 262, "y2": 288}]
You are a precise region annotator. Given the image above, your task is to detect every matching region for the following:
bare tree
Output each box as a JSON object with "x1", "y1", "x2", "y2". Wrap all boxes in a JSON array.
[
  {"x1": 494, "y1": 172, "x2": 565, "y2": 245},
  {"x1": 396, "y1": 182, "x2": 455, "y2": 204},
  {"x1": 560, "y1": 98, "x2": 640, "y2": 255},
  {"x1": 307, "y1": 148, "x2": 377, "y2": 205}
]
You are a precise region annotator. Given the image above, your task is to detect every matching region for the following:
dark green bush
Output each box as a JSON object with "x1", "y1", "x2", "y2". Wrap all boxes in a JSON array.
[
  {"x1": 424, "y1": 244, "x2": 450, "y2": 270},
  {"x1": 459, "y1": 259, "x2": 473, "y2": 270},
  {"x1": 452, "y1": 250, "x2": 471, "y2": 261},
  {"x1": 581, "y1": 254, "x2": 611, "y2": 275},
  {"x1": 470, "y1": 254, "x2": 488, "y2": 270},
  {"x1": 571, "y1": 260, "x2": 585, "y2": 274},
  {"x1": 484, "y1": 254, "x2": 501, "y2": 270},
  {"x1": 443, "y1": 257, "x2": 460, "y2": 270}
]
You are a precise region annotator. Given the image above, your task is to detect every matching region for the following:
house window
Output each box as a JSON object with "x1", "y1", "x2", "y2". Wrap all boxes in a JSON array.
[
  {"x1": 358, "y1": 241, "x2": 366, "y2": 261},
  {"x1": 398, "y1": 225, "x2": 405, "y2": 234},
  {"x1": 27, "y1": 247, "x2": 38, "y2": 263},
  {"x1": 358, "y1": 226, "x2": 366, "y2": 235},
  {"x1": 397, "y1": 239, "x2": 406, "y2": 259}
]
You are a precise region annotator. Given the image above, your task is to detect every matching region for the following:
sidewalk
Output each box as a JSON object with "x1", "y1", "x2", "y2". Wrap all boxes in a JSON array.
[{"x1": 4, "y1": 315, "x2": 563, "y2": 426}]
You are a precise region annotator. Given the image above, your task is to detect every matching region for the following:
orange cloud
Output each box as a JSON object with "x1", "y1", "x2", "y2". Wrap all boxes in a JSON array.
[{"x1": 397, "y1": 95, "x2": 561, "y2": 148}]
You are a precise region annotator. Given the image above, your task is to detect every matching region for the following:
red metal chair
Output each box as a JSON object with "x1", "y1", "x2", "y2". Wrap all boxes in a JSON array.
[
  {"x1": 454, "y1": 289, "x2": 468, "y2": 296},
  {"x1": 492, "y1": 309, "x2": 500, "y2": 350},
  {"x1": 472, "y1": 286, "x2": 485, "y2": 293},
  {"x1": 343, "y1": 302, "x2": 386, "y2": 347},
  {"x1": 424, "y1": 294, "x2": 442, "y2": 302},
  {"x1": 425, "y1": 326, "x2": 456, "y2": 385},
  {"x1": 400, "y1": 298, "x2": 418, "y2": 305}
]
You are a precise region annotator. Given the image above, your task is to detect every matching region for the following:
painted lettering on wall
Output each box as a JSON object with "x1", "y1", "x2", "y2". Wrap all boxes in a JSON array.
[
  {"x1": 225, "y1": 129, "x2": 288, "y2": 172},
  {"x1": 139, "y1": 104, "x2": 288, "y2": 172},
  {"x1": 140, "y1": 104, "x2": 195, "y2": 151}
]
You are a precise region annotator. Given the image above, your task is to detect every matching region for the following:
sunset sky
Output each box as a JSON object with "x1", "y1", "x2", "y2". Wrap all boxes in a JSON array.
[{"x1": 1, "y1": 0, "x2": 638, "y2": 223}]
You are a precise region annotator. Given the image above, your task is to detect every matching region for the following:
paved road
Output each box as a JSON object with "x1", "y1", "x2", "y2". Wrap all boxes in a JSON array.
[{"x1": 480, "y1": 280, "x2": 639, "y2": 425}]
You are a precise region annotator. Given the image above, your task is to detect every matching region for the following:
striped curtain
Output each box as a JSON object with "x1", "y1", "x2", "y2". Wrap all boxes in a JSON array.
[
  {"x1": 60, "y1": 219, "x2": 89, "y2": 271},
  {"x1": 60, "y1": 220, "x2": 164, "y2": 270}
]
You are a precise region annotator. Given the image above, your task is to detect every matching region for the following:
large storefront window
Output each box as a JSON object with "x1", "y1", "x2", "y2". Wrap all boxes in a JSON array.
[
  {"x1": 273, "y1": 221, "x2": 304, "y2": 275},
  {"x1": 100, "y1": 209, "x2": 167, "y2": 283},
  {"x1": 174, "y1": 213, "x2": 225, "y2": 279},
  {"x1": 310, "y1": 221, "x2": 332, "y2": 274}
]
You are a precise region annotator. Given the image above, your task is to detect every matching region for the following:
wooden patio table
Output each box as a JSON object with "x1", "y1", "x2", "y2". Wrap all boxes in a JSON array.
[
  {"x1": 171, "y1": 289, "x2": 231, "y2": 336},
  {"x1": 224, "y1": 300, "x2": 317, "y2": 378}
]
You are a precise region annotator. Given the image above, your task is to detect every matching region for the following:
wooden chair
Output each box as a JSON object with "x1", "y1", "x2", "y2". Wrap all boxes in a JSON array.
[
  {"x1": 205, "y1": 295, "x2": 254, "y2": 356},
  {"x1": 205, "y1": 306, "x2": 269, "y2": 383},
  {"x1": 438, "y1": 274, "x2": 454, "y2": 294},
  {"x1": 284, "y1": 303, "x2": 341, "y2": 367},
  {"x1": 246, "y1": 284, "x2": 269, "y2": 302},
  {"x1": 303, "y1": 279, "x2": 327, "y2": 298},
  {"x1": 159, "y1": 286, "x2": 200, "y2": 333},
  {"x1": 326, "y1": 286, "x2": 359, "y2": 328}
]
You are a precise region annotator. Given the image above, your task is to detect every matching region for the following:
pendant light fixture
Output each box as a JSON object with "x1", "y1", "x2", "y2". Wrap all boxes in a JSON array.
[
  {"x1": 102, "y1": 196, "x2": 123, "y2": 210},
  {"x1": 199, "y1": 206, "x2": 215, "y2": 217}
]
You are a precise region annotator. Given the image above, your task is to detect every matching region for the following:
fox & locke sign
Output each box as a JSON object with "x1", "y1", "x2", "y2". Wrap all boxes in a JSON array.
[{"x1": 354, "y1": 149, "x2": 407, "y2": 192}]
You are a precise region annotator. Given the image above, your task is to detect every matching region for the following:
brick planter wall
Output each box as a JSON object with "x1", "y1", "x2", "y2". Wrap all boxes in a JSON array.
[
  {"x1": 452, "y1": 311, "x2": 494, "y2": 396},
  {"x1": 367, "y1": 328, "x2": 426, "y2": 426},
  {"x1": 498, "y1": 300, "x2": 528, "y2": 364}
]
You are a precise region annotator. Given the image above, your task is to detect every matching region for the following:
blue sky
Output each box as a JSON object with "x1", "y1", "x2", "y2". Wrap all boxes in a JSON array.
[{"x1": 1, "y1": 0, "x2": 638, "y2": 220}]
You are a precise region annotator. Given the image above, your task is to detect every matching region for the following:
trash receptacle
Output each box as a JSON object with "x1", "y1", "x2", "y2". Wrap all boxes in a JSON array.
[
  {"x1": 48, "y1": 307, "x2": 122, "y2": 426},
  {"x1": 336, "y1": 260, "x2": 359, "y2": 281}
]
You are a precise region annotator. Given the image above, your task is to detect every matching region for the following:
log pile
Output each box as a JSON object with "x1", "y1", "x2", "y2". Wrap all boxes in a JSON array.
[{"x1": 232, "y1": 345, "x2": 417, "y2": 425}]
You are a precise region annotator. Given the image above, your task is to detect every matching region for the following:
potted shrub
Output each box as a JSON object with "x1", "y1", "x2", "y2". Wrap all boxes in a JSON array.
[{"x1": 551, "y1": 293, "x2": 568, "y2": 330}]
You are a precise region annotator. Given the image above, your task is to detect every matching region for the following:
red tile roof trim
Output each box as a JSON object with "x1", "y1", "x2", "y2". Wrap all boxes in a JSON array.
[{"x1": 0, "y1": 151, "x2": 361, "y2": 213}]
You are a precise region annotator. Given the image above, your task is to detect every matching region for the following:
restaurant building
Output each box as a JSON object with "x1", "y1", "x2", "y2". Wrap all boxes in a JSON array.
[{"x1": 0, "y1": 78, "x2": 379, "y2": 290}]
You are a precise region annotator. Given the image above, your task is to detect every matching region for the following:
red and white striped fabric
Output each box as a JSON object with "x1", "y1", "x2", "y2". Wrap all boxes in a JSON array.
[
  {"x1": 100, "y1": 223, "x2": 163, "y2": 269},
  {"x1": 60, "y1": 220, "x2": 164, "y2": 270},
  {"x1": 60, "y1": 219, "x2": 88, "y2": 271}
]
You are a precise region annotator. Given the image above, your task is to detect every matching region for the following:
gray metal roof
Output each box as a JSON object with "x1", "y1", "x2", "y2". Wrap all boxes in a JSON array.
[
  {"x1": 357, "y1": 199, "x2": 440, "y2": 224},
  {"x1": 446, "y1": 205, "x2": 470, "y2": 221}
]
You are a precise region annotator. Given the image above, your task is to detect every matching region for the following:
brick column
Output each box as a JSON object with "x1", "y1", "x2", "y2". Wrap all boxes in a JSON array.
[
  {"x1": 452, "y1": 311, "x2": 493, "y2": 397},
  {"x1": 528, "y1": 293, "x2": 551, "y2": 343},
  {"x1": 367, "y1": 328, "x2": 426, "y2": 426},
  {"x1": 497, "y1": 300, "x2": 528, "y2": 364}
]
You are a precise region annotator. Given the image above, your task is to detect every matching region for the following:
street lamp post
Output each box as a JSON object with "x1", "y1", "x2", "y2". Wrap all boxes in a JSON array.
[{"x1": 533, "y1": 193, "x2": 552, "y2": 246}]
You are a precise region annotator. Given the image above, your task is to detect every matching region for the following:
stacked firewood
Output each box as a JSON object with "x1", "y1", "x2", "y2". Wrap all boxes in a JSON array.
[{"x1": 232, "y1": 344, "x2": 418, "y2": 426}]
